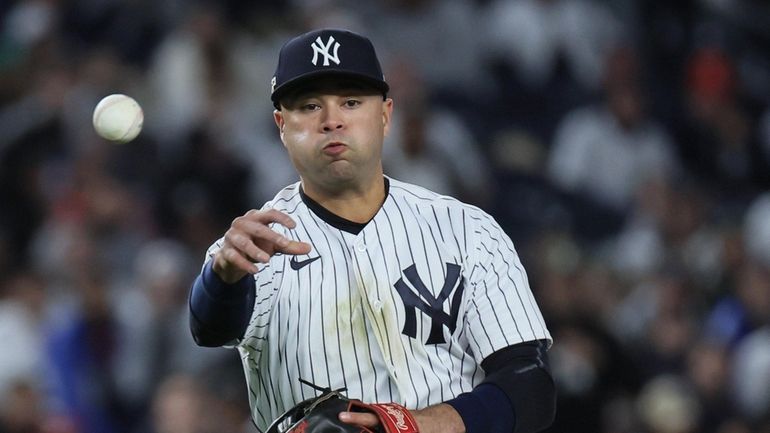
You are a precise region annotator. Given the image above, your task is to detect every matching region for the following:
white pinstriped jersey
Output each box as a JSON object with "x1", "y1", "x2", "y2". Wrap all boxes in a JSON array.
[{"x1": 203, "y1": 177, "x2": 551, "y2": 431}]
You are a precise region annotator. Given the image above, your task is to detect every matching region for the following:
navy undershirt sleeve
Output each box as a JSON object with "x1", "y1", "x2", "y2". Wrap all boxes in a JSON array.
[
  {"x1": 189, "y1": 261, "x2": 256, "y2": 347},
  {"x1": 445, "y1": 383, "x2": 515, "y2": 433}
]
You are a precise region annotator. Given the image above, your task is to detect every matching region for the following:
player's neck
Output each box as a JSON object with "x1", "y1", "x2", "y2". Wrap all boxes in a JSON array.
[{"x1": 301, "y1": 175, "x2": 387, "y2": 224}]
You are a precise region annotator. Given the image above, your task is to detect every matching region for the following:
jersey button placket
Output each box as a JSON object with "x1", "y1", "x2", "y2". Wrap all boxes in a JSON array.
[
  {"x1": 372, "y1": 299, "x2": 383, "y2": 311},
  {"x1": 356, "y1": 242, "x2": 380, "y2": 312}
]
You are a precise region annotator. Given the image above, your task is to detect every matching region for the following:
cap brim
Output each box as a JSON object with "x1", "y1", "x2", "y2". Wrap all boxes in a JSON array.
[{"x1": 271, "y1": 70, "x2": 389, "y2": 108}]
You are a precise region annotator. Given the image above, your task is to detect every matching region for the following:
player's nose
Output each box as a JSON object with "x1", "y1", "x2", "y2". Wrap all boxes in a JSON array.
[{"x1": 320, "y1": 106, "x2": 345, "y2": 132}]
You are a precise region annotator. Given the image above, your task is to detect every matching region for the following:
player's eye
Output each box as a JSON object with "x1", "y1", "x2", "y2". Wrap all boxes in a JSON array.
[
  {"x1": 343, "y1": 99, "x2": 361, "y2": 108},
  {"x1": 301, "y1": 103, "x2": 321, "y2": 111}
]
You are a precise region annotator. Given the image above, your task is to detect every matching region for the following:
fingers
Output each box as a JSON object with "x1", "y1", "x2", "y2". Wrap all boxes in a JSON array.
[
  {"x1": 339, "y1": 412, "x2": 379, "y2": 427},
  {"x1": 228, "y1": 232, "x2": 269, "y2": 264},
  {"x1": 280, "y1": 239, "x2": 313, "y2": 255},
  {"x1": 212, "y1": 247, "x2": 257, "y2": 283},
  {"x1": 232, "y1": 216, "x2": 312, "y2": 256},
  {"x1": 222, "y1": 245, "x2": 260, "y2": 274},
  {"x1": 213, "y1": 209, "x2": 313, "y2": 282},
  {"x1": 229, "y1": 220, "x2": 282, "y2": 260},
  {"x1": 245, "y1": 208, "x2": 297, "y2": 228}
]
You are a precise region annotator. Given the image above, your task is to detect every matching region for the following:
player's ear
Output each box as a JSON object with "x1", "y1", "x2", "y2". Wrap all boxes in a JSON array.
[
  {"x1": 382, "y1": 98, "x2": 393, "y2": 137},
  {"x1": 274, "y1": 109, "x2": 286, "y2": 143}
]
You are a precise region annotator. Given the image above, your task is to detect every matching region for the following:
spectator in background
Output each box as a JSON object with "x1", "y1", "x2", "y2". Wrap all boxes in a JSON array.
[
  {"x1": 145, "y1": 4, "x2": 297, "y2": 204},
  {"x1": 112, "y1": 239, "x2": 230, "y2": 424},
  {"x1": 0, "y1": 271, "x2": 46, "y2": 396},
  {"x1": 145, "y1": 4, "x2": 234, "y2": 151},
  {"x1": 744, "y1": 192, "x2": 770, "y2": 268},
  {"x1": 482, "y1": 0, "x2": 620, "y2": 92},
  {"x1": 674, "y1": 45, "x2": 769, "y2": 201},
  {"x1": 29, "y1": 163, "x2": 153, "y2": 433},
  {"x1": 146, "y1": 375, "x2": 207, "y2": 433},
  {"x1": 0, "y1": 381, "x2": 49, "y2": 433},
  {"x1": 0, "y1": 55, "x2": 70, "y2": 271},
  {"x1": 703, "y1": 260, "x2": 770, "y2": 348},
  {"x1": 702, "y1": 195, "x2": 770, "y2": 350},
  {"x1": 145, "y1": 370, "x2": 252, "y2": 433},
  {"x1": 547, "y1": 44, "x2": 680, "y2": 215},
  {"x1": 46, "y1": 264, "x2": 124, "y2": 433},
  {"x1": 636, "y1": 374, "x2": 701, "y2": 433},
  {"x1": 154, "y1": 127, "x2": 252, "y2": 252},
  {"x1": 685, "y1": 340, "x2": 736, "y2": 433},
  {"x1": 481, "y1": 0, "x2": 622, "y2": 142},
  {"x1": 608, "y1": 176, "x2": 723, "y2": 289},
  {"x1": 532, "y1": 232, "x2": 642, "y2": 433},
  {"x1": 363, "y1": 0, "x2": 491, "y2": 100},
  {"x1": 382, "y1": 65, "x2": 492, "y2": 206},
  {"x1": 730, "y1": 326, "x2": 770, "y2": 422}
]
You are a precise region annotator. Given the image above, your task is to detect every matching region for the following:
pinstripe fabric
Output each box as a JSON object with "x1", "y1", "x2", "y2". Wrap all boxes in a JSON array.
[{"x1": 203, "y1": 177, "x2": 551, "y2": 431}]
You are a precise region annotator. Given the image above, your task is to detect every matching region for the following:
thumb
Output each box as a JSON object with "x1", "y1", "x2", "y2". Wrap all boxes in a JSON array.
[{"x1": 339, "y1": 412, "x2": 379, "y2": 427}]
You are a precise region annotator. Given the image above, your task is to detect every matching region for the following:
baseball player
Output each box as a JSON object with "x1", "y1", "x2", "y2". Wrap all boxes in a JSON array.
[{"x1": 189, "y1": 29, "x2": 556, "y2": 433}]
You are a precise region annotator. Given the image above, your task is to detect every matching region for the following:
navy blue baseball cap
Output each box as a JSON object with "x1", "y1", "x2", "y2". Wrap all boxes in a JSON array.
[{"x1": 270, "y1": 29, "x2": 389, "y2": 108}]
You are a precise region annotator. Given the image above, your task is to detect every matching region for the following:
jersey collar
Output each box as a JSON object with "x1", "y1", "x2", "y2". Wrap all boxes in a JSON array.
[{"x1": 299, "y1": 177, "x2": 390, "y2": 234}]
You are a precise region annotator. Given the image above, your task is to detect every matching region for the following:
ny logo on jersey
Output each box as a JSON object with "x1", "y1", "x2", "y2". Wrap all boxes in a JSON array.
[
  {"x1": 393, "y1": 263, "x2": 465, "y2": 345},
  {"x1": 311, "y1": 36, "x2": 341, "y2": 66}
]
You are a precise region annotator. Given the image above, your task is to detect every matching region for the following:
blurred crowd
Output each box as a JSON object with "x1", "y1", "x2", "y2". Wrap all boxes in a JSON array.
[{"x1": 1, "y1": 0, "x2": 770, "y2": 432}]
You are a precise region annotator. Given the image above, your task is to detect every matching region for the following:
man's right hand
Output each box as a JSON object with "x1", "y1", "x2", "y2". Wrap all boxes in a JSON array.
[{"x1": 212, "y1": 209, "x2": 312, "y2": 283}]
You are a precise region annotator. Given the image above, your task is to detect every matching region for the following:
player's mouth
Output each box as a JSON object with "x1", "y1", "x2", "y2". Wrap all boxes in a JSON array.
[{"x1": 322, "y1": 142, "x2": 347, "y2": 156}]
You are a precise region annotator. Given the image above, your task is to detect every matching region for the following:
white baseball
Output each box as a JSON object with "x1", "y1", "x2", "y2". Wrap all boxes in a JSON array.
[{"x1": 92, "y1": 94, "x2": 144, "y2": 143}]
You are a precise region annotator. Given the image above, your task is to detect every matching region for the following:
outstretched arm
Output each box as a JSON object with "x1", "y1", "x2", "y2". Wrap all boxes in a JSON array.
[{"x1": 189, "y1": 208, "x2": 311, "y2": 347}]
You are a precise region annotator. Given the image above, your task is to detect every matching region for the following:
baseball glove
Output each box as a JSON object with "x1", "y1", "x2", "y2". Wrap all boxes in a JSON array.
[{"x1": 266, "y1": 380, "x2": 419, "y2": 433}]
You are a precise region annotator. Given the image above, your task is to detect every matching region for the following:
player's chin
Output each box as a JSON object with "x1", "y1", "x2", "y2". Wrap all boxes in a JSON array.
[{"x1": 325, "y1": 162, "x2": 358, "y2": 181}]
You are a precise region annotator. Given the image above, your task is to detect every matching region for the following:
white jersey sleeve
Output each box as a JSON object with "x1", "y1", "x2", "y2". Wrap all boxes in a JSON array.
[{"x1": 464, "y1": 209, "x2": 552, "y2": 363}]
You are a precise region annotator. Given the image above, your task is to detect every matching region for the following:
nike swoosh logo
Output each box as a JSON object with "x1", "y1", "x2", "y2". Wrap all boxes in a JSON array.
[{"x1": 290, "y1": 256, "x2": 320, "y2": 270}]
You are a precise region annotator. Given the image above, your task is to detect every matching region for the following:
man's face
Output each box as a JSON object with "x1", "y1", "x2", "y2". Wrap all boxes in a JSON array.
[{"x1": 274, "y1": 79, "x2": 393, "y2": 192}]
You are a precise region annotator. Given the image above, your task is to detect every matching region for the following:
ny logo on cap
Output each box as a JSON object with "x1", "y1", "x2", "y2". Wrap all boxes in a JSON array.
[{"x1": 311, "y1": 36, "x2": 341, "y2": 66}]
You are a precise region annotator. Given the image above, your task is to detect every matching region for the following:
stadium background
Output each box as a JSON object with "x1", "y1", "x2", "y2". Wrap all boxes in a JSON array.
[{"x1": 1, "y1": 1, "x2": 770, "y2": 432}]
